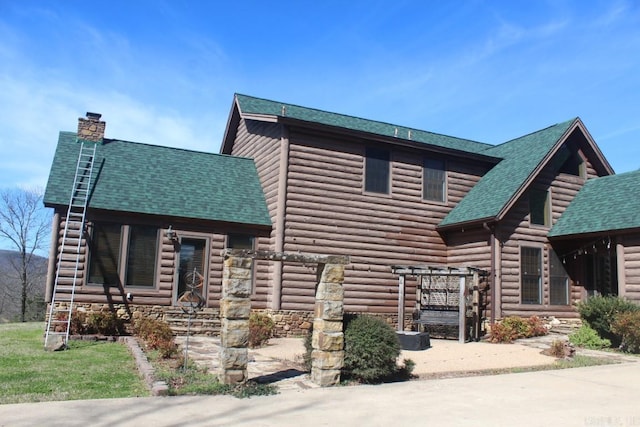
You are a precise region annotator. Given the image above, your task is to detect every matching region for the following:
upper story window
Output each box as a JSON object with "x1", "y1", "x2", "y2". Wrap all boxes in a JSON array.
[
  {"x1": 88, "y1": 222, "x2": 158, "y2": 287},
  {"x1": 529, "y1": 188, "x2": 551, "y2": 227},
  {"x1": 556, "y1": 143, "x2": 586, "y2": 178},
  {"x1": 423, "y1": 158, "x2": 446, "y2": 202},
  {"x1": 364, "y1": 147, "x2": 390, "y2": 194}
]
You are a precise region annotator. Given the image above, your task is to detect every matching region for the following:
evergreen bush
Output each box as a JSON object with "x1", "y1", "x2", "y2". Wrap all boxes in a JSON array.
[
  {"x1": 577, "y1": 296, "x2": 640, "y2": 347},
  {"x1": 343, "y1": 315, "x2": 400, "y2": 382},
  {"x1": 569, "y1": 324, "x2": 612, "y2": 349}
]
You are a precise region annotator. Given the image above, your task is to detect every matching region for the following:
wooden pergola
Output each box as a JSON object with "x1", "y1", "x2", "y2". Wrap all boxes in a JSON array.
[{"x1": 392, "y1": 266, "x2": 488, "y2": 343}]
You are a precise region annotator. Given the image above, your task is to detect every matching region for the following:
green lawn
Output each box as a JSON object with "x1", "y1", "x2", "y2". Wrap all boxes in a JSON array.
[{"x1": 0, "y1": 322, "x2": 149, "y2": 404}]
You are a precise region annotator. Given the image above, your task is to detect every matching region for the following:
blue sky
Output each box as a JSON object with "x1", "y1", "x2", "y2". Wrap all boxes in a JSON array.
[{"x1": 1, "y1": 0, "x2": 639, "y2": 192}]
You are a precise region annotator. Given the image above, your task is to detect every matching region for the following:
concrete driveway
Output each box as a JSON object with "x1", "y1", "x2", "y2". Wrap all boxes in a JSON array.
[{"x1": 1, "y1": 362, "x2": 638, "y2": 426}]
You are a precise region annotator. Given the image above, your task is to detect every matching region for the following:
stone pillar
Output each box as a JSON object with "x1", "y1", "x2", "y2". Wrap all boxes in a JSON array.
[
  {"x1": 311, "y1": 263, "x2": 345, "y2": 387},
  {"x1": 219, "y1": 255, "x2": 252, "y2": 384}
]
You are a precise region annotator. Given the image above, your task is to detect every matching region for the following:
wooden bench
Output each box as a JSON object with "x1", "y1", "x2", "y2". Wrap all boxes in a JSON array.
[{"x1": 414, "y1": 309, "x2": 460, "y2": 327}]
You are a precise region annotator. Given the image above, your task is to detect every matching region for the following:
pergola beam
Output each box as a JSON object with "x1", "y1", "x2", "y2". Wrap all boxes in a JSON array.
[{"x1": 222, "y1": 249, "x2": 350, "y2": 265}]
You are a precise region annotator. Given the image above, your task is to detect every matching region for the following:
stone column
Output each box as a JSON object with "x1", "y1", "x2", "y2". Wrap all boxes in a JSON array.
[
  {"x1": 219, "y1": 255, "x2": 252, "y2": 384},
  {"x1": 311, "y1": 263, "x2": 345, "y2": 387}
]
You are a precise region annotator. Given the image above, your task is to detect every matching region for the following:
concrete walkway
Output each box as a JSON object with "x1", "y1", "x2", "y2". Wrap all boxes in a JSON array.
[
  {"x1": 175, "y1": 333, "x2": 638, "y2": 389},
  {"x1": 1, "y1": 362, "x2": 639, "y2": 426}
]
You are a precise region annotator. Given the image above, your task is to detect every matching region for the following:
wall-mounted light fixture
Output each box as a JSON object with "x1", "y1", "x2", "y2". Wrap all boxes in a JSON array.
[{"x1": 165, "y1": 225, "x2": 177, "y2": 240}]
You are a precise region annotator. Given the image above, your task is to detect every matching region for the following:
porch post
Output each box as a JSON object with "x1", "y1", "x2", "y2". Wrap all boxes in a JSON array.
[{"x1": 458, "y1": 275, "x2": 466, "y2": 344}]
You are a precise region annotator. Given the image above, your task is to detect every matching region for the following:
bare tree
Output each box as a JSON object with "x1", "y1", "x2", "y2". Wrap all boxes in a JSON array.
[{"x1": 0, "y1": 188, "x2": 51, "y2": 322}]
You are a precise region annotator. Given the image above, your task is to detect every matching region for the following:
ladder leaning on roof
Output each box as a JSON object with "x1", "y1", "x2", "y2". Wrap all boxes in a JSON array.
[{"x1": 44, "y1": 141, "x2": 97, "y2": 350}]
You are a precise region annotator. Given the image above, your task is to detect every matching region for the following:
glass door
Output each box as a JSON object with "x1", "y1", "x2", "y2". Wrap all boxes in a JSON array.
[{"x1": 176, "y1": 237, "x2": 208, "y2": 306}]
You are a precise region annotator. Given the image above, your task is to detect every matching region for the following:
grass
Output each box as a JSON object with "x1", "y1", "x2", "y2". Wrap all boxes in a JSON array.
[
  {"x1": 147, "y1": 350, "x2": 278, "y2": 398},
  {"x1": 0, "y1": 322, "x2": 148, "y2": 404}
]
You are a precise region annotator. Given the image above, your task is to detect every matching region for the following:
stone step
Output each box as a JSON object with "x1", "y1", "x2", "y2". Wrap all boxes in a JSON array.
[
  {"x1": 170, "y1": 325, "x2": 219, "y2": 336},
  {"x1": 164, "y1": 317, "x2": 220, "y2": 324}
]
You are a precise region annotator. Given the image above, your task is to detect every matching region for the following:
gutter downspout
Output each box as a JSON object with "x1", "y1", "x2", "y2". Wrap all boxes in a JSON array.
[
  {"x1": 483, "y1": 222, "x2": 498, "y2": 324},
  {"x1": 272, "y1": 126, "x2": 290, "y2": 310},
  {"x1": 45, "y1": 211, "x2": 60, "y2": 303}
]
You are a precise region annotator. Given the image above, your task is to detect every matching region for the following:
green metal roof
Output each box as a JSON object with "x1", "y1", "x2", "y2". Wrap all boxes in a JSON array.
[
  {"x1": 44, "y1": 132, "x2": 272, "y2": 227},
  {"x1": 439, "y1": 119, "x2": 577, "y2": 228},
  {"x1": 235, "y1": 94, "x2": 494, "y2": 155},
  {"x1": 549, "y1": 170, "x2": 640, "y2": 237}
]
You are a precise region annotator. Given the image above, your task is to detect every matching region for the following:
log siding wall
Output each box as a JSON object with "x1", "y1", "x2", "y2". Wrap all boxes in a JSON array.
[
  {"x1": 622, "y1": 234, "x2": 640, "y2": 302},
  {"x1": 495, "y1": 152, "x2": 602, "y2": 318},
  {"x1": 50, "y1": 210, "x2": 245, "y2": 309},
  {"x1": 230, "y1": 119, "x2": 282, "y2": 308},
  {"x1": 276, "y1": 130, "x2": 489, "y2": 313}
]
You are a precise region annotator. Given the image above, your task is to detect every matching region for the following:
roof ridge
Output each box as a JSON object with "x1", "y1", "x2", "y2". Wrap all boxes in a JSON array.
[
  {"x1": 485, "y1": 118, "x2": 578, "y2": 151},
  {"x1": 62, "y1": 131, "x2": 251, "y2": 161},
  {"x1": 235, "y1": 93, "x2": 492, "y2": 149}
]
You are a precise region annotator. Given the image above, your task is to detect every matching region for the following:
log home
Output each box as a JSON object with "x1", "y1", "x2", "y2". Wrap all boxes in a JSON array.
[
  {"x1": 44, "y1": 96, "x2": 640, "y2": 334},
  {"x1": 44, "y1": 113, "x2": 272, "y2": 333},
  {"x1": 221, "y1": 94, "x2": 638, "y2": 327}
]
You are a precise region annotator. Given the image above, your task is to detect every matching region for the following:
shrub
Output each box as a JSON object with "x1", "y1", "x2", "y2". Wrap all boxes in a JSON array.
[
  {"x1": 612, "y1": 311, "x2": 640, "y2": 353},
  {"x1": 248, "y1": 312, "x2": 275, "y2": 348},
  {"x1": 343, "y1": 315, "x2": 401, "y2": 382},
  {"x1": 569, "y1": 324, "x2": 611, "y2": 349},
  {"x1": 488, "y1": 316, "x2": 548, "y2": 343},
  {"x1": 53, "y1": 310, "x2": 88, "y2": 334},
  {"x1": 134, "y1": 318, "x2": 177, "y2": 358},
  {"x1": 577, "y1": 296, "x2": 640, "y2": 346},
  {"x1": 86, "y1": 311, "x2": 126, "y2": 335}
]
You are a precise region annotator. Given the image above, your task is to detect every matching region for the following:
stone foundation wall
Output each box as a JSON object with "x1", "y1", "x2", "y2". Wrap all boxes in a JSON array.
[{"x1": 48, "y1": 303, "x2": 414, "y2": 337}]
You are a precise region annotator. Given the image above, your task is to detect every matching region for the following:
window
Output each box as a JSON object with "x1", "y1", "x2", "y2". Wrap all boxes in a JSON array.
[
  {"x1": 227, "y1": 233, "x2": 255, "y2": 292},
  {"x1": 521, "y1": 247, "x2": 542, "y2": 304},
  {"x1": 88, "y1": 223, "x2": 121, "y2": 286},
  {"x1": 423, "y1": 158, "x2": 445, "y2": 202},
  {"x1": 549, "y1": 250, "x2": 569, "y2": 305},
  {"x1": 88, "y1": 223, "x2": 158, "y2": 287},
  {"x1": 529, "y1": 188, "x2": 550, "y2": 227},
  {"x1": 365, "y1": 147, "x2": 390, "y2": 194},
  {"x1": 558, "y1": 145, "x2": 586, "y2": 178},
  {"x1": 228, "y1": 234, "x2": 254, "y2": 250},
  {"x1": 125, "y1": 226, "x2": 158, "y2": 287}
]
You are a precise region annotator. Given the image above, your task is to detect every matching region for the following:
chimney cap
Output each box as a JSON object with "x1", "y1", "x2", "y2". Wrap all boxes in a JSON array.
[{"x1": 86, "y1": 112, "x2": 102, "y2": 120}]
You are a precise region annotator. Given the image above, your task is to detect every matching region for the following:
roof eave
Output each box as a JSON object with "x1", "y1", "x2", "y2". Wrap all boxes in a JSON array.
[
  {"x1": 575, "y1": 118, "x2": 615, "y2": 175},
  {"x1": 221, "y1": 96, "x2": 243, "y2": 154},
  {"x1": 548, "y1": 226, "x2": 640, "y2": 240},
  {"x1": 437, "y1": 217, "x2": 497, "y2": 232},
  {"x1": 277, "y1": 115, "x2": 501, "y2": 163}
]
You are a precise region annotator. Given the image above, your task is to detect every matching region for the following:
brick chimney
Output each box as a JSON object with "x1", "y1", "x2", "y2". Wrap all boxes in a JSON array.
[{"x1": 77, "y1": 112, "x2": 105, "y2": 142}]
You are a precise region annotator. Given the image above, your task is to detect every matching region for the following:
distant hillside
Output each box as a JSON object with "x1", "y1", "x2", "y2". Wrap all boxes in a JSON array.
[{"x1": 0, "y1": 250, "x2": 48, "y2": 322}]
